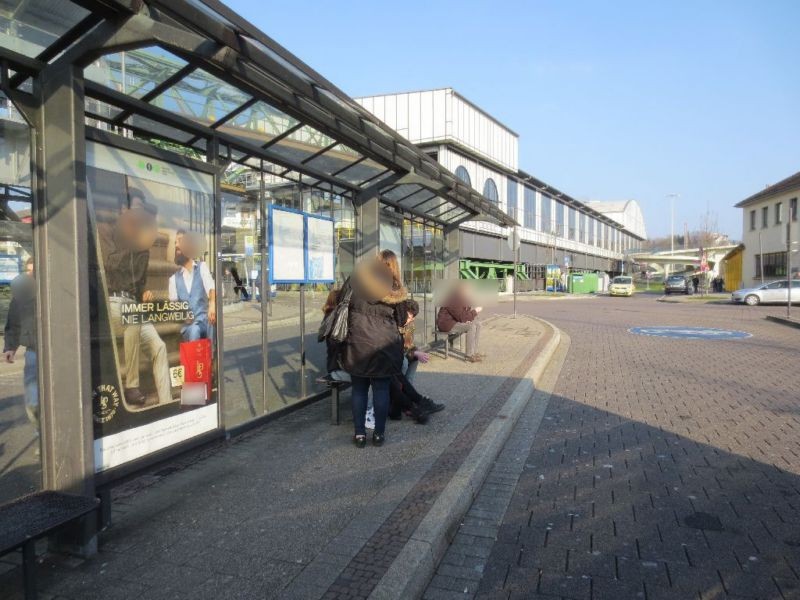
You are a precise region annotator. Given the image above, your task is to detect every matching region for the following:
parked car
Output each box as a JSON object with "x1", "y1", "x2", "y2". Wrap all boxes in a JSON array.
[
  {"x1": 609, "y1": 276, "x2": 634, "y2": 297},
  {"x1": 731, "y1": 280, "x2": 800, "y2": 306},
  {"x1": 664, "y1": 275, "x2": 691, "y2": 295}
]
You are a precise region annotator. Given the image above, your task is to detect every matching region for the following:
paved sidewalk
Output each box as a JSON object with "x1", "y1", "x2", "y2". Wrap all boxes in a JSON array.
[{"x1": 0, "y1": 314, "x2": 550, "y2": 600}]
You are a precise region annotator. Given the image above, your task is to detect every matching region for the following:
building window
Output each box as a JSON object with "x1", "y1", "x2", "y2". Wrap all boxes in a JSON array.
[
  {"x1": 588, "y1": 218, "x2": 595, "y2": 245},
  {"x1": 568, "y1": 208, "x2": 576, "y2": 240},
  {"x1": 750, "y1": 210, "x2": 756, "y2": 231},
  {"x1": 776, "y1": 202, "x2": 783, "y2": 225},
  {"x1": 540, "y1": 195, "x2": 552, "y2": 232},
  {"x1": 483, "y1": 178, "x2": 498, "y2": 204},
  {"x1": 790, "y1": 198, "x2": 798, "y2": 222},
  {"x1": 523, "y1": 187, "x2": 536, "y2": 229},
  {"x1": 506, "y1": 177, "x2": 517, "y2": 219},
  {"x1": 762, "y1": 206, "x2": 769, "y2": 228},
  {"x1": 555, "y1": 201, "x2": 565, "y2": 236},
  {"x1": 755, "y1": 252, "x2": 788, "y2": 278},
  {"x1": 454, "y1": 166, "x2": 471, "y2": 187}
]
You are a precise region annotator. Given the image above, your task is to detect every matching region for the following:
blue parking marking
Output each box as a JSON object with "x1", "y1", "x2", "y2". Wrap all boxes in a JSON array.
[{"x1": 629, "y1": 326, "x2": 752, "y2": 340}]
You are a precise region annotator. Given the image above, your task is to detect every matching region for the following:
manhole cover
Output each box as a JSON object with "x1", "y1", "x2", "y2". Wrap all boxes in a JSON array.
[
  {"x1": 684, "y1": 512, "x2": 724, "y2": 531},
  {"x1": 629, "y1": 326, "x2": 751, "y2": 340}
]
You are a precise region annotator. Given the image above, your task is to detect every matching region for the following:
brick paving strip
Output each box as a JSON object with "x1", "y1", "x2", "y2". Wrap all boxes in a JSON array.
[
  {"x1": 319, "y1": 318, "x2": 557, "y2": 600},
  {"x1": 423, "y1": 335, "x2": 570, "y2": 600}
]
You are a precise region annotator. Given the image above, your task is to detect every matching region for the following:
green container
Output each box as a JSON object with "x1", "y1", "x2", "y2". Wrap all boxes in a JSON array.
[{"x1": 568, "y1": 272, "x2": 598, "y2": 294}]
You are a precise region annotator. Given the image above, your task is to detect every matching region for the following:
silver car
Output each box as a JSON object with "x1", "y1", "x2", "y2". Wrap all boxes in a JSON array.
[{"x1": 731, "y1": 280, "x2": 800, "y2": 306}]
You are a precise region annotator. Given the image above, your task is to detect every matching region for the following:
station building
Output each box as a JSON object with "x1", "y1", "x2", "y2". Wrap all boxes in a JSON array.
[
  {"x1": 356, "y1": 89, "x2": 648, "y2": 287},
  {"x1": 0, "y1": 0, "x2": 518, "y2": 526}
]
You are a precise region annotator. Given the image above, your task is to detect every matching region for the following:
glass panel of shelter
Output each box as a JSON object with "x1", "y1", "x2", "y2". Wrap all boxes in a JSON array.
[{"x1": 0, "y1": 92, "x2": 40, "y2": 503}]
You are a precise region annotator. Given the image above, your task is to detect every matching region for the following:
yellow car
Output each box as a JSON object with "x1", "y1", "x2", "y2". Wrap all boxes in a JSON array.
[{"x1": 609, "y1": 276, "x2": 634, "y2": 297}]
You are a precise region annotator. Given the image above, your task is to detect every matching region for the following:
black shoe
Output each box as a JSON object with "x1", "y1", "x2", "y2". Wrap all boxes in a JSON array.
[
  {"x1": 388, "y1": 412, "x2": 402, "y2": 421},
  {"x1": 411, "y1": 408, "x2": 430, "y2": 425},
  {"x1": 125, "y1": 387, "x2": 147, "y2": 405},
  {"x1": 372, "y1": 433, "x2": 385, "y2": 447},
  {"x1": 353, "y1": 435, "x2": 366, "y2": 448},
  {"x1": 421, "y1": 397, "x2": 445, "y2": 413}
]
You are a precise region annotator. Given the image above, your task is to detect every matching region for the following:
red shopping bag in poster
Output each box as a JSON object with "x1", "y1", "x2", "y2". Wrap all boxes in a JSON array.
[{"x1": 179, "y1": 339, "x2": 212, "y2": 405}]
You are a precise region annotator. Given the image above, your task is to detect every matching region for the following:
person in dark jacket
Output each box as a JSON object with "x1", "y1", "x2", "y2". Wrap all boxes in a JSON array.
[
  {"x1": 341, "y1": 250, "x2": 407, "y2": 447},
  {"x1": 321, "y1": 285, "x2": 350, "y2": 382},
  {"x1": 436, "y1": 282, "x2": 483, "y2": 362},
  {"x1": 3, "y1": 257, "x2": 38, "y2": 432}
]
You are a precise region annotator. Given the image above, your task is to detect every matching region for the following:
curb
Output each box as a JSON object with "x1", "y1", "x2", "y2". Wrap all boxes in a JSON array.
[
  {"x1": 766, "y1": 315, "x2": 800, "y2": 330},
  {"x1": 367, "y1": 317, "x2": 563, "y2": 600}
]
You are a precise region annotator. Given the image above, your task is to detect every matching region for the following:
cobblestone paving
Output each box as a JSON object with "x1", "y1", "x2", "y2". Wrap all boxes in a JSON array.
[{"x1": 461, "y1": 297, "x2": 800, "y2": 600}]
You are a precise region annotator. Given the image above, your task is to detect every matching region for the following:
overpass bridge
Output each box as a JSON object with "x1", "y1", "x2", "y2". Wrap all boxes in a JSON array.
[{"x1": 629, "y1": 245, "x2": 739, "y2": 277}]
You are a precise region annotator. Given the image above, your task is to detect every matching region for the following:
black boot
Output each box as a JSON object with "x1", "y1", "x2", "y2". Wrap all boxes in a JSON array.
[{"x1": 420, "y1": 396, "x2": 445, "y2": 414}]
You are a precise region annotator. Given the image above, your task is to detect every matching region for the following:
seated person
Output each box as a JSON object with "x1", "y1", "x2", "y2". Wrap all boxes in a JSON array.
[
  {"x1": 436, "y1": 282, "x2": 483, "y2": 362},
  {"x1": 388, "y1": 300, "x2": 444, "y2": 422}
]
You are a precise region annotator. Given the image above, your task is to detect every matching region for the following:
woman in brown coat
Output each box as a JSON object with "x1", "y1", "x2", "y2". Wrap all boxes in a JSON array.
[{"x1": 340, "y1": 250, "x2": 407, "y2": 447}]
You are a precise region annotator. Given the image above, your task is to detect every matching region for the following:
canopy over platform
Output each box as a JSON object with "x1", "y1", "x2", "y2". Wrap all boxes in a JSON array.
[{"x1": 0, "y1": 0, "x2": 516, "y2": 228}]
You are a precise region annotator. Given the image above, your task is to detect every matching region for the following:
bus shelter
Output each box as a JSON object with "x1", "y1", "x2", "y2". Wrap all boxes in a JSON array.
[{"x1": 0, "y1": 0, "x2": 515, "y2": 528}]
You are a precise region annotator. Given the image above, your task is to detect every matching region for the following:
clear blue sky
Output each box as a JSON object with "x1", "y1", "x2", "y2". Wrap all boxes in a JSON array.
[{"x1": 228, "y1": 0, "x2": 799, "y2": 239}]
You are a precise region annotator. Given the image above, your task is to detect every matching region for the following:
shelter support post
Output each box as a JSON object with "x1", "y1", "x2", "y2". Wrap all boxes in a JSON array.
[{"x1": 35, "y1": 63, "x2": 96, "y2": 553}]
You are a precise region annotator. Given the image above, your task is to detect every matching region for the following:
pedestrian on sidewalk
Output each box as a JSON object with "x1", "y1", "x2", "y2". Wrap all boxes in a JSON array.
[
  {"x1": 436, "y1": 281, "x2": 484, "y2": 362},
  {"x1": 341, "y1": 250, "x2": 407, "y2": 448}
]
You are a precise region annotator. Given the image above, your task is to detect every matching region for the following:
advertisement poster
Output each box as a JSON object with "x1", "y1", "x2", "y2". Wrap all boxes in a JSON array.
[
  {"x1": 269, "y1": 206, "x2": 305, "y2": 283},
  {"x1": 306, "y1": 215, "x2": 335, "y2": 283},
  {"x1": 86, "y1": 141, "x2": 219, "y2": 473}
]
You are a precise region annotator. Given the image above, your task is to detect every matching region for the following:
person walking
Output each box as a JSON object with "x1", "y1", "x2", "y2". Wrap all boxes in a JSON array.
[
  {"x1": 3, "y1": 257, "x2": 38, "y2": 434},
  {"x1": 692, "y1": 275, "x2": 700, "y2": 294},
  {"x1": 341, "y1": 250, "x2": 407, "y2": 448}
]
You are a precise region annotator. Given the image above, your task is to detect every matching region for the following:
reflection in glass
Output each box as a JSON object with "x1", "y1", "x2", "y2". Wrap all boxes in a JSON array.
[
  {"x1": 85, "y1": 47, "x2": 189, "y2": 99},
  {"x1": 220, "y1": 190, "x2": 264, "y2": 428},
  {"x1": 0, "y1": 92, "x2": 40, "y2": 502},
  {"x1": 0, "y1": 0, "x2": 89, "y2": 58}
]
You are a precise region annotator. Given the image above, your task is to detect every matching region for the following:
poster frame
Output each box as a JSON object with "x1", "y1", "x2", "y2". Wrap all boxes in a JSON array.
[
  {"x1": 268, "y1": 204, "x2": 307, "y2": 284},
  {"x1": 305, "y1": 212, "x2": 335, "y2": 284},
  {"x1": 84, "y1": 129, "x2": 223, "y2": 484}
]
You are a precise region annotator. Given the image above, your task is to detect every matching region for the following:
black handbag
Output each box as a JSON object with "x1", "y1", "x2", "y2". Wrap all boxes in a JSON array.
[{"x1": 318, "y1": 280, "x2": 352, "y2": 343}]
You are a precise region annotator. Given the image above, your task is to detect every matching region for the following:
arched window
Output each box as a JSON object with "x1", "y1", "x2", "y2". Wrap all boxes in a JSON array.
[
  {"x1": 454, "y1": 166, "x2": 471, "y2": 187},
  {"x1": 483, "y1": 178, "x2": 498, "y2": 204}
]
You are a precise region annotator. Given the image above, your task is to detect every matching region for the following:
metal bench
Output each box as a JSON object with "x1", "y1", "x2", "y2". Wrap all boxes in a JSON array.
[
  {"x1": 317, "y1": 376, "x2": 351, "y2": 425},
  {"x1": 432, "y1": 327, "x2": 465, "y2": 359},
  {"x1": 0, "y1": 491, "x2": 99, "y2": 600}
]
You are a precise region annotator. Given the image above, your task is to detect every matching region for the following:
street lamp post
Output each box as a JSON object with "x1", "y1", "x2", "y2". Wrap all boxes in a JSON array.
[{"x1": 665, "y1": 193, "x2": 680, "y2": 279}]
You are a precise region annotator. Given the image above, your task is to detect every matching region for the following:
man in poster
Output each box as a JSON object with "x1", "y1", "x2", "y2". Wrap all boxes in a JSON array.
[
  {"x1": 97, "y1": 188, "x2": 172, "y2": 406},
  {"x1": 168, "y1": 230, "x2": 216, "y2": 341}
]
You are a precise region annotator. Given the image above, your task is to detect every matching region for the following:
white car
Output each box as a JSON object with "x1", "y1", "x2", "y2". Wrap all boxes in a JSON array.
[{"x1": 731, "y1": 280, "x2": 800, "y2": 306}]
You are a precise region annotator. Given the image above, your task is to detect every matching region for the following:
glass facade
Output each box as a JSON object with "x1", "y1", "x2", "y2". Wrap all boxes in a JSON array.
[
  {"x1": 523, "y1": 187, "x2": 536, "y2": 229},
  {"x1": 555, "y1": 201, "x2": 565, "y2": 237},
  {"x1": 541, "y1": 195, "x2": 552, "y2": 233},
  {"x1": 506, "y1": 177, "x2": 518, "y2": 219},
  {"x1": 0, "y1": 93, "x2": 40, "y2": 503}
]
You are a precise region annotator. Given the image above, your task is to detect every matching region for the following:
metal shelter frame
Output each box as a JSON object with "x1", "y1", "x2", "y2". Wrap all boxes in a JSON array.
[{"x1": 0, "y1": 0, "x2": 518, "y2": 544}]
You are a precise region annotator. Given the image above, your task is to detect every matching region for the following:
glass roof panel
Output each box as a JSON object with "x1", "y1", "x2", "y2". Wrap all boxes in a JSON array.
[
  {"x1": 396, "y1": 189, "x2": 436, "y2": 208},
  {"x1": 0, "y1": 0, "x2": 89, "y2": 58},
  {"x1": 242, "y1": 36, "x2": 313, "y2": 83},
  {"x1": 183, "y1": 0, "x2": 239, "y2": 29},
  {"x1": 382, "y1": 184, "x2": 421, "y2": 202},
  {"x1": 335, "y1": 158, "x2": 386, "y2": 186},
  {"x1": 304, "y1": 144, "x2": 362, "y2": 176},
  {"x1": 124, "y1": 114, "x2": 196, "y2": 145},
  {"x1": 443, "y1": 209, "x2": 471, "y2": 223},
  {"x1": 268, "y1": 124, "x2": 336, "y2": 165},
  {"x1": 85, "y1": 47, "x2": 189, "y2": 100},
  {"x1": 215, "y1": 100, "x2": 299, "y2": 147},
  {"x1": 85, "y1": 97, "x2": 123, "y2": 121},
  {"x1": 151, "y1": 68, "x2": 251, "y2": 126},
  {"x1": 404, "y1": 196, "x2": 444, "y2": 215}
]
